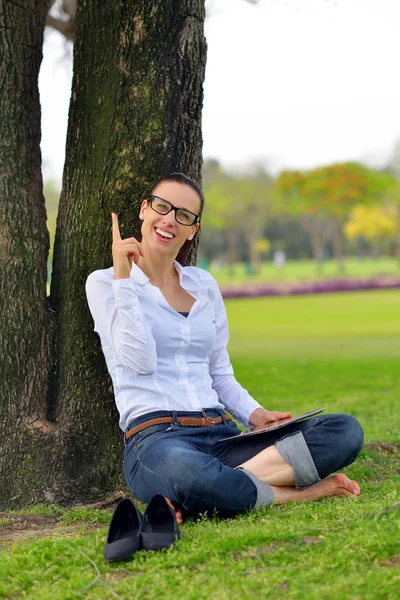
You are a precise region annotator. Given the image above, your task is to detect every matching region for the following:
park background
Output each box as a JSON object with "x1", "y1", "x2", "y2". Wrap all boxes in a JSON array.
[
  {"x1": 43, "y1": 0, "x2": 400, "y2": 288},
  {"x1": 1, "y1": 1, "x2": 399, "y2": 599}
]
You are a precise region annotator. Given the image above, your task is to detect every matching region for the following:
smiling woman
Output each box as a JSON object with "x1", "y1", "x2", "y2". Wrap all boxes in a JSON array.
[
  {"x1": 137, "y1": 173, "x2": 204, "y2": 270},
  {"x1": 85, "y1": 172, "x2": 364, "y2": 559}
]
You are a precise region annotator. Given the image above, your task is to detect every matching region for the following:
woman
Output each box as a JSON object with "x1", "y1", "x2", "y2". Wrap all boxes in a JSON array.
[{"x1": 86, "y1": 172, "x2": 364, "y2": 523}]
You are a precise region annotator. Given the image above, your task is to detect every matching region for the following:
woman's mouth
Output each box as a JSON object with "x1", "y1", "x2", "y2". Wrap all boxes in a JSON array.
[{"x1": 154, "y1": 227, "x2": 175, "y2": 242}]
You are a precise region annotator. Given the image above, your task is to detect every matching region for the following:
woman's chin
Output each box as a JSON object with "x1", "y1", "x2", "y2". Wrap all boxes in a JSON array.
[{"x1": 146, "y1": 242, "x2": 178, "y2": 257}]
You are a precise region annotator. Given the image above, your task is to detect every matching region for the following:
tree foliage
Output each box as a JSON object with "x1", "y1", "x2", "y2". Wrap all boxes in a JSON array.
[
  {"x1": 276, "y1": 163, "x2": 398, "y2": 271},
  {"x1": 201, "y1": 165, "x2": 275, "y2": 270},
  {"x1": 345, "y1": 205, "x2": 398, "y2": 244}
]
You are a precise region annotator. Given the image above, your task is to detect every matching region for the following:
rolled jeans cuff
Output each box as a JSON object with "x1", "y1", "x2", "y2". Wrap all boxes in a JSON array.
[
  {"x1": 276, "y1": 431, "x2": 321, "y2": 488},
  {"x1": 238, "y1": 467, "x2": 275, "y2": 508}
]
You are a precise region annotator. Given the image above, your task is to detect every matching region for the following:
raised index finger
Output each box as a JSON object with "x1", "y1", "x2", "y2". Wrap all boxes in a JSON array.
[{"x1": 111, "y1": 212, "x2": 122, "y2": 243}]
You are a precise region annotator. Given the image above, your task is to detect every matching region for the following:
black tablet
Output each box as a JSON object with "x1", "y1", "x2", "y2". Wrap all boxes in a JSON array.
[{"x1": 219, "y1": 408, "x2": 325, "y2": 442}]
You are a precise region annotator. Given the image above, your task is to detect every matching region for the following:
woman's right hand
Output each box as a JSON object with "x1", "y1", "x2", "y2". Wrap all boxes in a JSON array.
[{"x1": 112, "y1": 212, "x2": 145, "y2": 280}]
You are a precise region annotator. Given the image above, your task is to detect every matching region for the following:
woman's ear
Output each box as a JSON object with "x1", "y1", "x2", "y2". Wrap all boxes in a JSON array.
[
  {"x1": 188, "y1": 223, "x2": 200, "y2": 240},
  {"x1": 139, "y1": 199, "x2": 148, "y2": 220}
]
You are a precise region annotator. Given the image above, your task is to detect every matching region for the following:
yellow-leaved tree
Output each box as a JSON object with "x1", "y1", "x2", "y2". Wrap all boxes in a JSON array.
[{"x1": 344, "y1": 205, "x2": 398, "y2": 255}]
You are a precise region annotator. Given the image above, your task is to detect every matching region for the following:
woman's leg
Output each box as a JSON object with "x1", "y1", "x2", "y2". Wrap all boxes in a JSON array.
[
  {"x1": 124, "y1": 414, "x2": 364, "y2": 518},
  {"x1": 124, "y1": 435, "x2": 274, "y2": 518},
  {"x1": 219, "y1": 414, "x2": 364, "y2": 501},
  {"x1": 238, "y1": 445, "x2": 296, "y2": 485}
]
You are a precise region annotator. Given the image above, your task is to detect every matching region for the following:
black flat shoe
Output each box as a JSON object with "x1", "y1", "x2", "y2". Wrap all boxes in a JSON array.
[
  {"x1": 141, "y1": 495, "x2": 181, "y2": 551},
  {"x1": 104, "y1": 498, "x2": 143, "y2": 562}
]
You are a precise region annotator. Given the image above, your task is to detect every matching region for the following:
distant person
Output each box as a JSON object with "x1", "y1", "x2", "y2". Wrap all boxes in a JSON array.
[
  {"x1": 86, "y1": 172, "x2": 364, "y2": 523},
  {"x1": 273, "y1": 249, "x2": 286, "y2": 270}
]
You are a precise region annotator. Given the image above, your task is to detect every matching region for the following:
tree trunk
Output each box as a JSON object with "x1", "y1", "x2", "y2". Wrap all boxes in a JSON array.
[
  {"x1": 301, "y1": 216, "x2": 324, "y2": 277},
  {"x1": 0, "y1": 0, "x2": 57, "y2": 509},
  {"x1": 0, "y1": 0, "x2": 206, "y2": 509},
  {"x1": 227, "y1": 227, "x2": 237, "y2": 275},
  {"x1": 48, "y1": 0, "x2": 207, "y2": 504},
  {"x1": 333, "y1": 224, "x2": 345, "y2": 275},
  {"x1": 309, "y1": 231, "x2": 323, "y2": 276},
  {"x1": 244, "y1": 226, "x2": 263, "y2": 274}
]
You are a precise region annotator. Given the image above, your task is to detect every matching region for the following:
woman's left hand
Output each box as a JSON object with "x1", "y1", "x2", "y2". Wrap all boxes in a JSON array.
[{"x1": 248, "y1": 407, "x2": 292, "y2": 430}]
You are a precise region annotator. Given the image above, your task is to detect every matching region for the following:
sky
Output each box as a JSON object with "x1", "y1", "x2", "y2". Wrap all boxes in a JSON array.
[{"x1": 39, "y1": 0, "x2": 400, "y2": 183}]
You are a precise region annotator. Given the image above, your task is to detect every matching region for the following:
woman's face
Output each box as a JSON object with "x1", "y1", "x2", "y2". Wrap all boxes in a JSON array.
[{"x1": 139, "y1": 181, "x2": 201, "y2": 256}]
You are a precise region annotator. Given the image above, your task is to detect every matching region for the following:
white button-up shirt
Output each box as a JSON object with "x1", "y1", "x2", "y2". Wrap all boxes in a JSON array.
[{"x1": 86, "y1": 261, "x2": 262, "y2": 431}]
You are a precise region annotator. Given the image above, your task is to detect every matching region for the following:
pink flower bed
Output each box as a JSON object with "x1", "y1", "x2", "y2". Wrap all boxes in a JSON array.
[{"x1": 220, "y1": 277, "x2": 400, "y2": 299}]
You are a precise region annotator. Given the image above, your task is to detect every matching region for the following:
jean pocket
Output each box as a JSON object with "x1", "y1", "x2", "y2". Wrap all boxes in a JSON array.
[
  {"x1": 133, "y1": 423, "x2": 172, "y2": 449},
  {"x1": 224, "y1": 420, "x2": 240, "y2": 432}
]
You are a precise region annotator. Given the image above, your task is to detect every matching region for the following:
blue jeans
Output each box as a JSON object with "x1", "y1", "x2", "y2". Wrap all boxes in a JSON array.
[{"x1": 123, "y1": 409, "x2": 364, "y2": 517}]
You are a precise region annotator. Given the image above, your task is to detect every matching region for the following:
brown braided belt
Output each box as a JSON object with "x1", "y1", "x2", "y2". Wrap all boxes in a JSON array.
[{"x1": 125, "y1": 414, "x2": 232, "y2": 441}]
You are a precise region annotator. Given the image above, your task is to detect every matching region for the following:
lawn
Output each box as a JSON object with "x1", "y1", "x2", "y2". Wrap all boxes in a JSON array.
[
  {"x1": 1, "y1": 290, "x2": 399, "y2": 599},
  {"x1": 207, "y1": 257, "x2": 400, "y2": 286}
]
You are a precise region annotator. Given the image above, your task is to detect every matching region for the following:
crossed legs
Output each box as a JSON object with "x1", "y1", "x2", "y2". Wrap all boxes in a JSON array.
[
  {"x1": 125, "y1": 414, "x2": 364, "y2": 523},
  {"x1": 168, "y1": 414, "x2": 364, "y2": 520}
]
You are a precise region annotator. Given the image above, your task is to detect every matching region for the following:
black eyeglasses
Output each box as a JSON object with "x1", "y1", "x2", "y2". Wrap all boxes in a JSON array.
[{"x1": 148, "y1": 195, "x2": 200, "y2": 226}]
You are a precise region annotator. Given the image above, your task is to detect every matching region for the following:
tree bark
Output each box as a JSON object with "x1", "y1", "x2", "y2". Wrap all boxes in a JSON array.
[
  {"x1": 0, "y1": 0, "x2": 206, "y2": 509},
  {"x1": 48, "y1": 0, "x2": 207, "y2": 504},
  {"x1": 0, "y1": 0, "x2": 57, "y2": 508}
]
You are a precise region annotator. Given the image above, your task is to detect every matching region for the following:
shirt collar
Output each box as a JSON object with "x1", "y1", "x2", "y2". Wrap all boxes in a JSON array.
[{"x1": 129, "y1": 260, "x2": 198, "y2": 292}]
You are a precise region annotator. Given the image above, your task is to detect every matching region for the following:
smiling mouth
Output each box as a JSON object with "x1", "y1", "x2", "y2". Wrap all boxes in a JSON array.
[{"x1": 154, "y1": 227, "x2": 175, "y2": 241}]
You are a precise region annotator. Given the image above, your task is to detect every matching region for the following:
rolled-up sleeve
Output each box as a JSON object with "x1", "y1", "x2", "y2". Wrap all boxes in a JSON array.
[
  {"x1": 208, "y1": 279, "x2": 262, "y2": 427},
  {"x1": 86, "y1": 271, "x2": 157, "y2": 375}
]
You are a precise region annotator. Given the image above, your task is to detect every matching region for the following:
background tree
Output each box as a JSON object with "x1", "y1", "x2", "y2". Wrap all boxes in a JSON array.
[
  {"x1": 202, "y1": 179, "x2": 246, "y2": 269},
  {"x1": 235, "y1": 168, "x2": 275, "y2": 273},
  {"x1": 46, "y1": 0, "x2": 76, "y2": 40},
  {"x1": 344, "y1": 205, "x2": 398, "y2": 258},
  {"x1": 0, "y1": 0, "x2": 206, "y2": 509},
  {"x1": 202, "y1": 167, "x2": 275, "y2": 272},
  {"x1": 276, "y1": 164, "x2": 396, "y2": 274},
  {"x1": 275, "y1": 169, "x2": 333, "y2": 275},
  {"x1": 301, "y1": 163, "x2": 396, "y2": 273}
]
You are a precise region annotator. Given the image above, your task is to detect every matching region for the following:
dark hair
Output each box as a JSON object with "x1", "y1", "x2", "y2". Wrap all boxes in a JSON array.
[{"x1": 149, "y1": 172, "x2": 204, "y2": 266}]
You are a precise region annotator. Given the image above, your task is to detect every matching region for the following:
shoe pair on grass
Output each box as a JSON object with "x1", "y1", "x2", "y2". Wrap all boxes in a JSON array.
[{"x1": 104, "y1": 495, "x2": 181, "y2": 562}]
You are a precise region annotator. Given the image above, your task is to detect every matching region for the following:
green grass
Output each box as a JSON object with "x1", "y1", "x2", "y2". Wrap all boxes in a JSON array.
[
  {"x1": 1, "y1": 290, "x2": 399, "y2": 599},
  {"x1": 227, "y1": 289, "x2": 400, "y2": 360},
  {"x1": 208, "y1": 257, "x2": 400, "y2": 286}
]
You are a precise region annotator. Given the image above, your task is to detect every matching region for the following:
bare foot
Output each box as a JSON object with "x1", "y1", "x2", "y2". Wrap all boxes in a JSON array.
[
  {"x1": 164, "y1": 497, "x2": 184, "y2": 525},
  {"x1": 270, "y1": 473, "x2": 360, "y2": 504}
]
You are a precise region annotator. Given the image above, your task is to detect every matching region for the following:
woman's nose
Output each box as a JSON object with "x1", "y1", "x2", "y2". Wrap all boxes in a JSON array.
[{"x1": 162, "y1": 211, "x2": 177, "y2": 226}]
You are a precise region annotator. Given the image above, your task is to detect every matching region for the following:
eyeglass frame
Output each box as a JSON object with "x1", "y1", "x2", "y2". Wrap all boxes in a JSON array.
[{"x1": 147, "y1": 195, "x2": 200, "y2": 226}]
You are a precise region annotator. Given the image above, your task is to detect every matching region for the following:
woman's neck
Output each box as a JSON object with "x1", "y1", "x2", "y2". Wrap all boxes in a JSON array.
[{"x1": 137, "y1": 254, "x2": 178, "y2": 289}]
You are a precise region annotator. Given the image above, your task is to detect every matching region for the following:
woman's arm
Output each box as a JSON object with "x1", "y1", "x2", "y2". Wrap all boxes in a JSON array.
[{"x1": 86, "y1": 270, "x2": 157, "y2": 375}]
